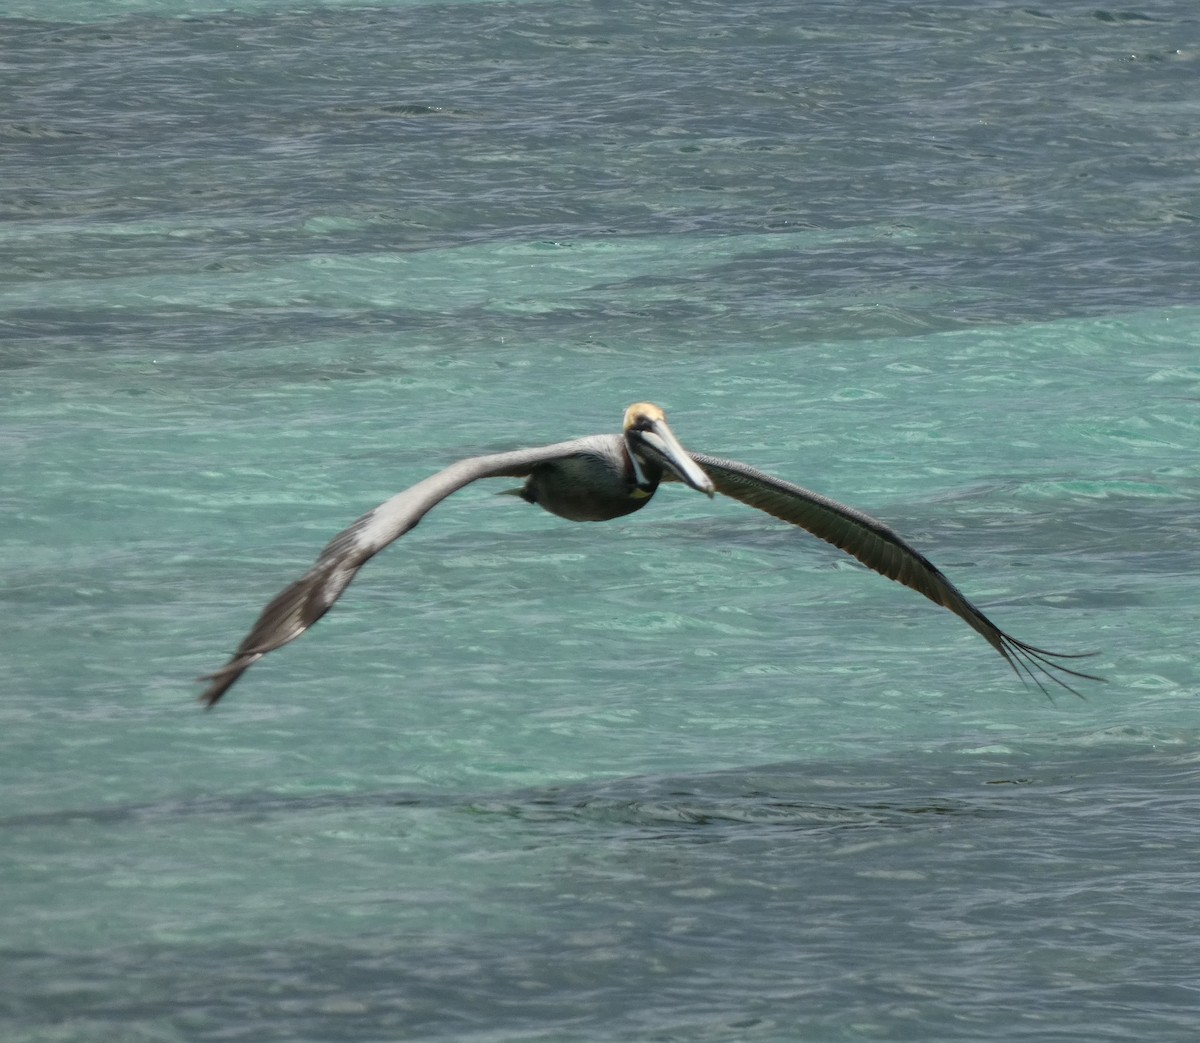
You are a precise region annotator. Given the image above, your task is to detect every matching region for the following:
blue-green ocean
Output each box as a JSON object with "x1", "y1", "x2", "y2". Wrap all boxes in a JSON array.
[{"x1": 4, "y1": 1, "x2": 1199, "y2": 1040}]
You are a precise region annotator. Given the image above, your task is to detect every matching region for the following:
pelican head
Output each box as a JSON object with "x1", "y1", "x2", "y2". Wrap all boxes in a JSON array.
[{"x1": 623, "y1": 402, "x2": 715, "y2": 497}]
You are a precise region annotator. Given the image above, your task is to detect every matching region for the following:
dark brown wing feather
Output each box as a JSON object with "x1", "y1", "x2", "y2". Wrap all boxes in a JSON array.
[
  {"x1": 199, "y1": 437, "x2": 611, "y2": 707},
  {"x1": 671, "y1": 451, "x2": 1102, "y2": 696}
]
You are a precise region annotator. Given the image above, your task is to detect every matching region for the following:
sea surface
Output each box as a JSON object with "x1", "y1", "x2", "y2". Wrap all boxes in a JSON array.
[{"x1": 3, "y1": 1, "x2": 1199, "y2": 1040}]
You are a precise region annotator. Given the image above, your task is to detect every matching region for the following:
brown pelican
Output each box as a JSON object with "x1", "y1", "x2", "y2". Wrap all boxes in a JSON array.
[{"x1": 199, "y1": 402, "x2": 1099, "y2": 706}]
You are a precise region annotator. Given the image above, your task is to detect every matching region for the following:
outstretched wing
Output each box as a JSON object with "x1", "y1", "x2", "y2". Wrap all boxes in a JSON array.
[
  {"x1": 199, "y1": 438, "x2": 599, "y2": 707},
  {"x1": 663, "y1": 450, "x2": 1101, "y2": 696}
]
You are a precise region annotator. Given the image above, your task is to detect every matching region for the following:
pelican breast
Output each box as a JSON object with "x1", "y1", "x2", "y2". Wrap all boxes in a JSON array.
[{"x1": 519, "y1": 437, "x2": 653, "y2": 522}]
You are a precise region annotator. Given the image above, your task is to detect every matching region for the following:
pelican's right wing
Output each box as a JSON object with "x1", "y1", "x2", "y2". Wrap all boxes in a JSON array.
[
  {"x1": 198, "y1": 438, "x2": 597, "y2": 707},
  {"x1": 670, "y1": 451, "x2": 1101, "y2": 695}
]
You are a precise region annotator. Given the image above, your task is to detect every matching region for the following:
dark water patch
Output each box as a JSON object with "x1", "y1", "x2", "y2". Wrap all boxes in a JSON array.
[
  {"x1": 4, "y1": 744, "x2": 1199, "y2": 1040},
  {"x1": 316, "y1": 102, "x2": 476, "y2": 120},
  {"x1": 6, "y1": 2, "x2": 1200, "y2": 322},
  {"x1": 1093, "y1": 10, "x2": 1160, "y2": 23},
  {"x1": 2, "y1": 740, "x2": 1188, "y2": 837}
]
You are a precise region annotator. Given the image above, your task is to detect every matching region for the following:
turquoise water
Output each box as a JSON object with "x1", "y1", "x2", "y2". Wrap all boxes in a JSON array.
[{"x1": 4, "y1": 1, "x2": 1199, "y2": 1040}]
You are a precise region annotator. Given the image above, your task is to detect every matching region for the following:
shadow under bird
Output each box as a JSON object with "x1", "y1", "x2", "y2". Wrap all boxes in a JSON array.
[{"x1": 199, "y1": 402, "x2": 1100, "y2": 707}]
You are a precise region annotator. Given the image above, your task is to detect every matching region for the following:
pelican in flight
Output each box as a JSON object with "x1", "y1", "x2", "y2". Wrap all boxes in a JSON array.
[{"x1": 200, "y1": 403, "x2": 1098, "y2": 706}]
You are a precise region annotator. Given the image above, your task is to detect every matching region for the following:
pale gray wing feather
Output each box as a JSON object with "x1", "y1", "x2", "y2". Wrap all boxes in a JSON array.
[
  {"x1": 200, "y1": 437, "x2": 600, "y2": 706},
  {"x1": 664, "y1": 451, "x2": 1100, "y2": 695}
]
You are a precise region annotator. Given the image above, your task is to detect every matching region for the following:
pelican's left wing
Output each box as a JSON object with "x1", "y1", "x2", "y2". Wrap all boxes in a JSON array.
[
  {"x1": 199, "y1": 438, "x2": 597, "y2": 707},
  {"x1": 662, "y1": 450, "x2": 1100, "y2": 695}
]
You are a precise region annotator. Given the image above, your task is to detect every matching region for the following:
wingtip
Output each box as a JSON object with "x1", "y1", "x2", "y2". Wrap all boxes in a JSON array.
[
  {"x1": 998, "y1": 637, "x2": 1106, "y2": 702},
  {"x1": 196, "y1": 674, "x2": 228, "y2": 710},
  {"x1": 196, "y1": 660, "x2": 250, "y2": 709}
]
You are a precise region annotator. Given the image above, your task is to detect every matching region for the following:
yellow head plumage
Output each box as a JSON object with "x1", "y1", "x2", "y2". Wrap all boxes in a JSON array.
[{"x1": 623, "y1": 402, "x2": 667, "y2": 431}]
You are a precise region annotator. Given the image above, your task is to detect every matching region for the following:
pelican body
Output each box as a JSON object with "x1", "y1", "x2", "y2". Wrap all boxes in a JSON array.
[{"x1": 199, "y1": 403, "x2": 1098, "y2": 706}]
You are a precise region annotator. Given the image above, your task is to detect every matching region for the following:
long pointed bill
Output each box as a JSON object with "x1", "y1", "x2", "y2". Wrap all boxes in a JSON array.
[{"x1": 638, "y1": 419, "x2": 715, "y2": 497}]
